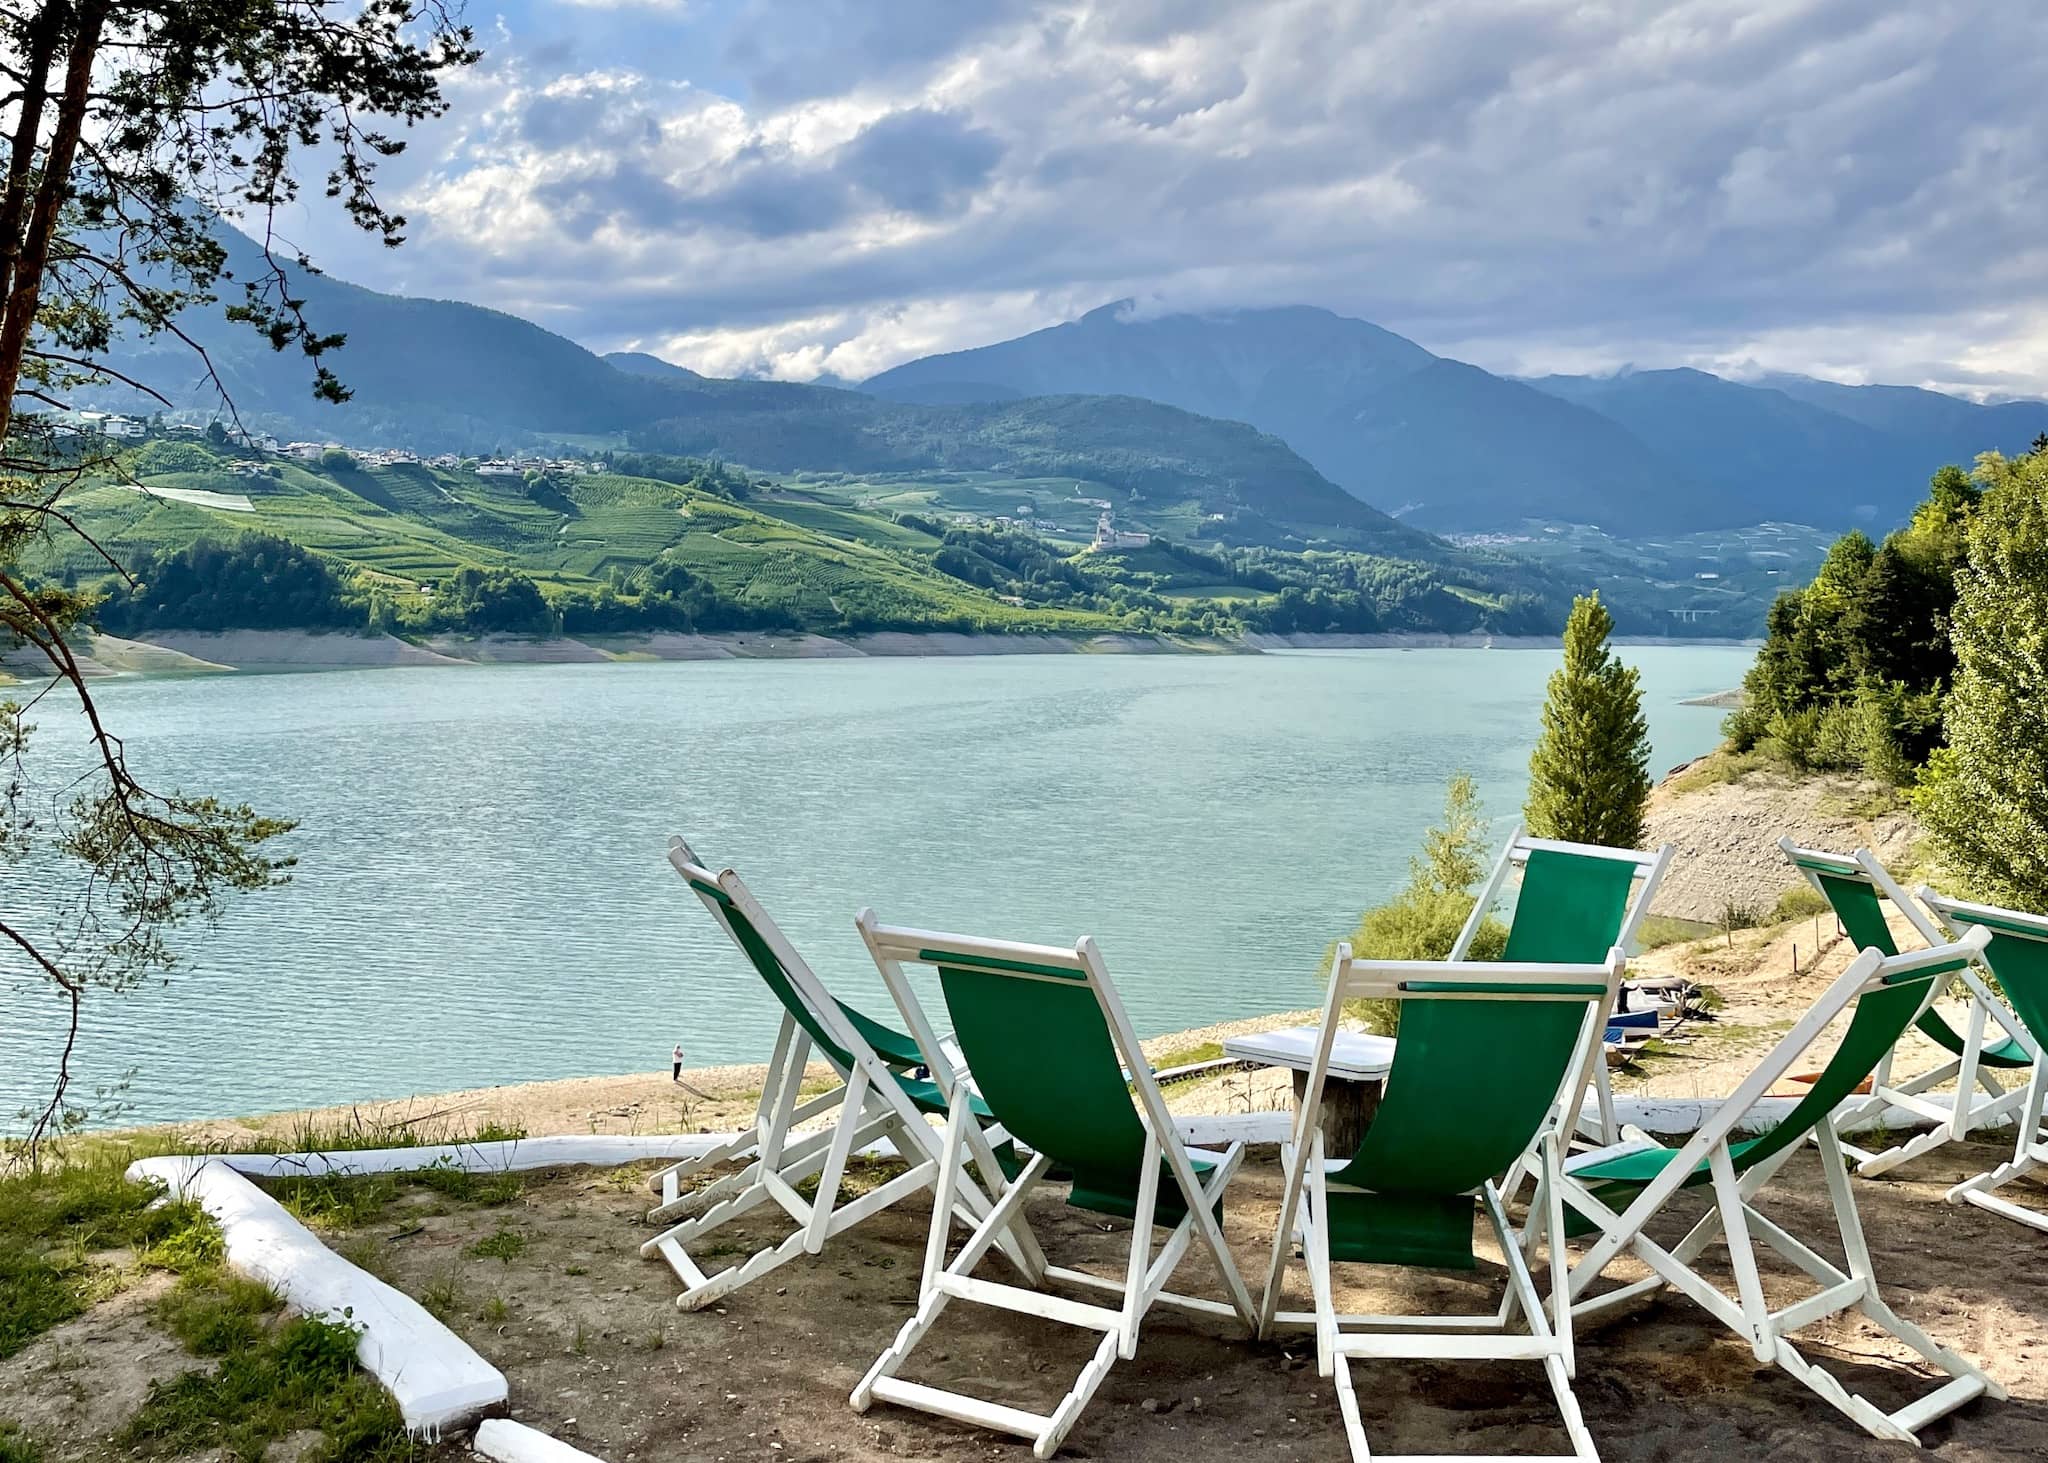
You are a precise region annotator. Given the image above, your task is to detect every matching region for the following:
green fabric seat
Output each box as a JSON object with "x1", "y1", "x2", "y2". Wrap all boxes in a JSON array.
[
  {"x1": 1326, "y1": 848, "x2": 1638, "y2": 1269},
  {"x1": 934, "y1": 947, "x2": 1221, "y2": 1228},
  {"x1": 1806, "y1": 865, "x2": 2031, "y2": 1070}
]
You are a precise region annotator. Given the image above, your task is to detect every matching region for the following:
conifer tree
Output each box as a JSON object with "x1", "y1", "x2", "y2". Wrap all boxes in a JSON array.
[
  {"x1": 1920, "y1": 449, "x2": 2048, "y2": 910},
  {"x1": 1524, "y1": 592, "x2": 1651, "y2": 847}
]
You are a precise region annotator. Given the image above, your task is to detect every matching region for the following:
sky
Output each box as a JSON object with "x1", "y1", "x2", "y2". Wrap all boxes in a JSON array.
[{"x1": 273, "y1": 0, "x2": 2048, "y2": 397}]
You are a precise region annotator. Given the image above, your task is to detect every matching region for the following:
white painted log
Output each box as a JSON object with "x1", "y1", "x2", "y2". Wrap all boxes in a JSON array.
[
  {"x1": 205, "y1": 1133, "x2": 741, "y2": 1180},
  {"x1": 1167, "y1": 1095, "x2": 1987, "y2": 1153},
  {"x1": 125, "y1": 1155, "x2": 506, "y2": 1435},
  {"x1": 473, "y1": 1419, "x2": 610, "y2": 1463}
]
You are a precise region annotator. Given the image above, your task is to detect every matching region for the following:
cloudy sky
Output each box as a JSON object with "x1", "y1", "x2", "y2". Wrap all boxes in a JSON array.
[{"x1": 280, "y1": 0, "x2": 2048, "y2": 396}]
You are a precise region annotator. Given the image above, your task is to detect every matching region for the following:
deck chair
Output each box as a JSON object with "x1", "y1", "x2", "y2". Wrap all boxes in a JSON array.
[
  {"x1": 1560, "y1": 929, "x2": 2004, "y2": 1446},
  {"x1": 1916, "y1": 889, "x2": 2048, "y2": 1232},
  {"x1": 1454, "y1": 829, "x2": 1674, "y2": 1150},
  {"x1": 850, "y1": 915, "x2": 1257, "y2": 1459},
  {"x1": 641, "y1": 839, "x2": 1033, "y2": 1309},
  {"x1": 1781, "y1": 840, "x2": 2038, "y2": 1175},
  {"x1": 1258, "y1": 941, "x2": 1629, "y2": 1463}
]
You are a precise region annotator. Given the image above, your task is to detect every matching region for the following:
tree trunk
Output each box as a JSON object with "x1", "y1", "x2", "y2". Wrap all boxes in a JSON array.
[{"x1": 0, "y1": 0, "x2": 111, "y2": 439}]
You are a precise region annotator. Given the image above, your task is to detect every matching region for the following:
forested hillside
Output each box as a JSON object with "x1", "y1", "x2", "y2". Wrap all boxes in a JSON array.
[{"x1": 1723, "y1": 441, "x2": 2048, "y2": 908}]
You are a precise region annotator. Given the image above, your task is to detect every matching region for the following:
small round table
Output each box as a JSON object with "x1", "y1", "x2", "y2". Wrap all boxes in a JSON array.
[{"x1": 1220, "y1": 1025, "x2": 1397, "y2": 1157}]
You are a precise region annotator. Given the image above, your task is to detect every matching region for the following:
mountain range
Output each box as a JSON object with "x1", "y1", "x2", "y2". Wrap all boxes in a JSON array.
[
  {"x1": 83, "y1": 224, "x2": 2048, "y2": 540},
  {"x1": 865, "y1": 303, "x2": 2048, "y2": 534}
]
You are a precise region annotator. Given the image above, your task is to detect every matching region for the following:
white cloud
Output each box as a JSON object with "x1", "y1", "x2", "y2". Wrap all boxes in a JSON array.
[{"x1": 283, "y1": 0, "x2": 2048, "y2": 392}]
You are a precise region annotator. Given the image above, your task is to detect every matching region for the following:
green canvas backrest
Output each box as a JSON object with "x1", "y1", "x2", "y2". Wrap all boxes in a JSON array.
[
  {"x1": 1331, "y1": 978, "x2": 1607, "y2": 1195},
  {"x1": 1928, "y1": 902, "x2": 2048, "y2": 1052},
  {"x1": 681, "y1": 869, "x2": 925, "y2": 1072},
  {"x1": 1797, "y1": 860, "x2": 1901, "y2": 957},
  {"x1": 1789, "y1": 846, "x2": 2027, "y2": 1066},
  {"x1": 1729, "y1": 958, "x2": 1964, "y2": 1172},
  {"x1": 1500, "y1": 847, "x2": 1642, "y2": 963},
  {"x1": 1321, "y1": 961, "x2": 1613, "y2": 1268},
  {"x1": 925, "y1": 946, "x2": 1198, "y2": 1224},
  {"x1": 934, "y1": 952, "x2": 1138, "y2": 1164}
]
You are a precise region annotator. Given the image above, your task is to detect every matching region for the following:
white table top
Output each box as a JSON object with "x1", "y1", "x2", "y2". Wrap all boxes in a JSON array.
[{"x1": 1222, "y1": 1025, "x2": 1396, "y2": 1082}]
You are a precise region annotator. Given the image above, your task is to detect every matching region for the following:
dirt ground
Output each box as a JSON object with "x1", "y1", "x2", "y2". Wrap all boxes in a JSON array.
[
  {"x1": 32, "y1": 1143, "x2": 2021, "y2": 1463},
  {"x1": 1615, "y1": 901, "x2": 1987, "y2": 1107}
]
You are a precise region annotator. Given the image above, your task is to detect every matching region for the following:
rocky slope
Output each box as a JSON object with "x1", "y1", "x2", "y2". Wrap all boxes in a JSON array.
[{"x1": 1643, "y1": 753, "x2": 1920, "y2": 922}]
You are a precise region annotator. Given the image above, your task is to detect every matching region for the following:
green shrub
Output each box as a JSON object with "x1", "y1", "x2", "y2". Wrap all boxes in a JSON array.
[
  {"x1": 1808, "y1": 702, "x2": 1866, "y2": 771},
  {"x1": 1762, "y1": 705, "x2": 1823, "y2": 767},
  {"x1": 1343, "y1": 775, "x2": 1508, "y2": 1035},
  {"x1": 1772, "y1": 885, "x2": 1831, "y2": 924}
]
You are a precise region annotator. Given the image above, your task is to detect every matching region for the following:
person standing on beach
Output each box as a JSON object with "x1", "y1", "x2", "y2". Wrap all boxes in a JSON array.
[{"x1": 672, "y1": 1043, "x2": 684, "y2": 1083}]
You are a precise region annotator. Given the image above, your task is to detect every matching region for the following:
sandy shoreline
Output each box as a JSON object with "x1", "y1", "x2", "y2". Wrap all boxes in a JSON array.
[
  {"x1": 0, "y1": 627, "x2": 1759, "y2": 680},
  {"x1": 157, "y1": 1007, "x2": 1321, "y2": 1147}
]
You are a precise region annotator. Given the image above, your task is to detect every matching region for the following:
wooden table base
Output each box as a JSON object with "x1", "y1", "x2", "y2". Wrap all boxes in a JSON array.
[{"x1": 1292, "y1": 1070, "x2": 1383, "y2": 1159}]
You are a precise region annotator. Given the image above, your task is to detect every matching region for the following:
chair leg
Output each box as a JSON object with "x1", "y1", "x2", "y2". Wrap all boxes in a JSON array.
[
  {"x1": 1572, "y1": 1126, "x2": 2004, "y2": 1445},
  {"x1": 1947, "y1": 1065, "x2": 2048, "y2": 1230},
  {"x1": 1308, "y1": 1177, "x2": 1596, "y2": 1462},
  {"x1": 853, "y1": 1101, "x2": 1153, "y2": 1460}
]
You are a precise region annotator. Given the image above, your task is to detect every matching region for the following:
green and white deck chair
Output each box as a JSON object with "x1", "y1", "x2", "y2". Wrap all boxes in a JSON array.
[
  {"x1": 641, "y1": 839, "x2": 1033, "y2": 1309},
  {"x1": 1559, "y1": 929, "x2": 2004, "y2": 1447},
  {"x1": 1781, "y1": 840, "x2": 2038, "y2": 1175},
  {"x1": 849, "y1": 916, "x2": 1257, "y2": 1460},
  {"x1": 1258, "y1": 941, "x2": 1629, "y2": 1463},
  {"x1": 1916, "y1": 889, "x2": 2048, "y2": 1233},
  {"x1": 1454, "y1": 828, "x2": 1675, "y2": 1150}
]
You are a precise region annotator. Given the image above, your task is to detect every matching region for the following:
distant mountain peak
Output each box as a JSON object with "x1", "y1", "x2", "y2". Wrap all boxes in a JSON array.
[{"x1": 604, "y1": 350, "x2": 704, "y2": 383}]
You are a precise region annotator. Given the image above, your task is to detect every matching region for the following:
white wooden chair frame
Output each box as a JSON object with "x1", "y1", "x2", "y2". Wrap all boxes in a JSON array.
[
  {"x1": 1560, "y1": 931, "x2": 2005, "y2": 1446},
  {"x1": 1917, "y1": 888, "x2": 2048, "y2": 1233},
  {"x1": 1259, "y1": 943, "x2": 1629, "y2": 1463},
  {"x1": 850, "y1": 918, "x2": 1257, "y2": 1460},
  {"x1": 641, "y1": 839, "x2": 1029, "y2": 1309},
  {"x1": 1781, "y1": 840, "x2": 2039, "y2": 1175},
  {"x1": 1453, "y1": 828, "x2": 1673, "y2": 1159}
]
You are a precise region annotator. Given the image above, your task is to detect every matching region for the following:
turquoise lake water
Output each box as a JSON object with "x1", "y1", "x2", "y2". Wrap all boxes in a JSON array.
[{"x1": 0, "y1": 646, "x2": 1754, "y2": 1128}]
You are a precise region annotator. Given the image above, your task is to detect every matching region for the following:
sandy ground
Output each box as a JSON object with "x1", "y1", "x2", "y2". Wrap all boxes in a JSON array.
[
  {"x1": 173, "y1": 1010, "x2": 1322, "y2": 1151},
  {"x1": 50, "y1": 628, "x2": 1234, "y2": 676},
  {"x1": 1615, "y1": 900, "x2": 1977, "y2": 1105}
]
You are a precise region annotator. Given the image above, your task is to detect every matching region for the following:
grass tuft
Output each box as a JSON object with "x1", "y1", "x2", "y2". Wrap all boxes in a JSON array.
[
  {"x1": 0, "y1": 1154, "x2": 222, "y2": 1359},
  {"x1": 0, "y1": 1421, "x2": 42, "y2": 1463},
  {"x1": 467, "y1": 1226, "x2": 525, "y2": 1263},
  {"x1": 268, "y1": 1161, "x2": 522, "y2": 1232},
  {"x1": 157, "y1": 1268, "x2": 282, "y2": 1356},
  {"x1": 124, "y1": 1307, "x2": 409, "y2": 1463}
]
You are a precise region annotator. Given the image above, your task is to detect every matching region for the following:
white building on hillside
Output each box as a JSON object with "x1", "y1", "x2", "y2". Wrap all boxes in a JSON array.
[{"x1": 1089, "y1": 510, "x2": 1150, "y2": 552}]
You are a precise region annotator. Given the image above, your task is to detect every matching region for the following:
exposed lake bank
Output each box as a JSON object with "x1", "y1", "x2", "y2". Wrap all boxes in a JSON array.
[{"x1": 1, "y1": 626, "x2": 1758, "y2": 679}]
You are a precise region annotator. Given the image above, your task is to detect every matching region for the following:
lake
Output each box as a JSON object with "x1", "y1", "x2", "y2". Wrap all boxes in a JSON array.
[{"x1": 0, "y1": 645, "x2": 1753, "y2": 1128}]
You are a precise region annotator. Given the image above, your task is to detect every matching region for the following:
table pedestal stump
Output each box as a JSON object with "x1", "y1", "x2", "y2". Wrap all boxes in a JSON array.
[{"x1": 1291, "y1": 1071, "x2": 1384, "y2": 1158}]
